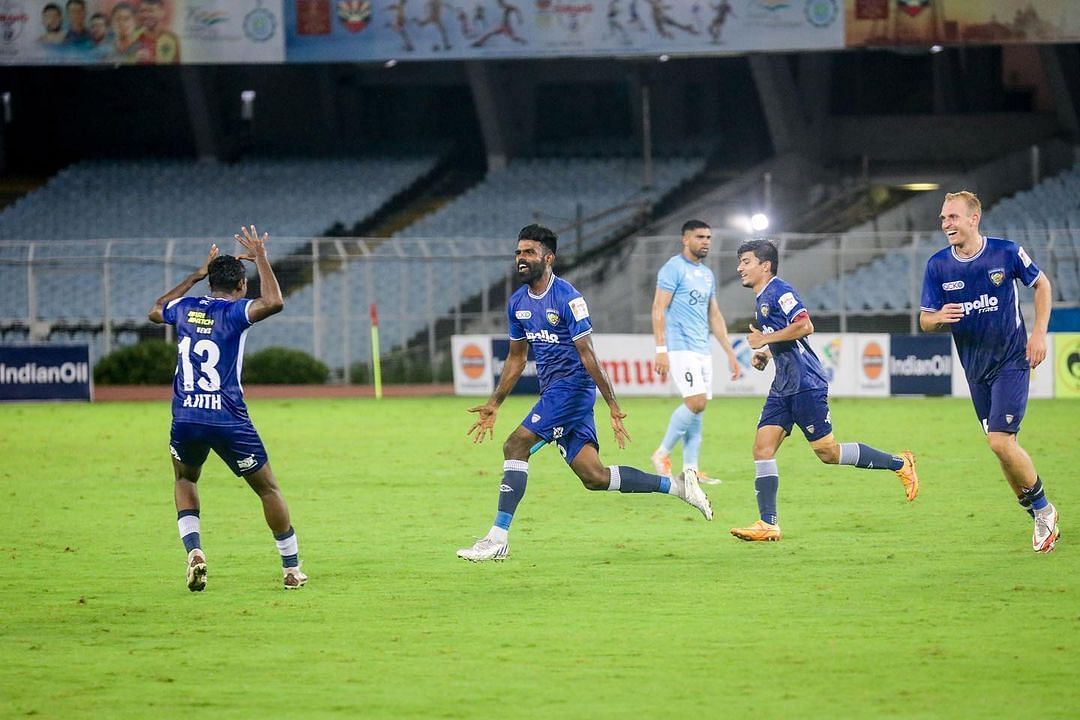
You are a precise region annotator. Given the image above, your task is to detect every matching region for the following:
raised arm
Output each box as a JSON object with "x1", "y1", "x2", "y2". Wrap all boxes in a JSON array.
[
  {"x1": 234, "y1": 225, "x2": 284, "y2": 323},
  {"x1": 574, "y1": 333, "x2": 630, "y2": 449},
  {"x1": 148, "y1": 244, "x2": 218, "y2": 324}
]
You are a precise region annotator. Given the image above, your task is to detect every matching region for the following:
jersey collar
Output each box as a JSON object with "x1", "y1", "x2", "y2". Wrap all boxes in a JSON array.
[
  {"x1": 755, "y1": 276, "x2": 779, "y2": 299},
  {"x1": 950, "y1": 236, "x2": 986, "y2": 263},
  {"x1": 527, "y1": 273, "x2": 556, "y2": 300}
]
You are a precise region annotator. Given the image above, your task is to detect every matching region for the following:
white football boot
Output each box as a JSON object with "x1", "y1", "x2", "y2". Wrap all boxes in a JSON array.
[
  {"x1": 457, "y1": 536, "x2": 509, "y2": 562},
  {"x1": 1032, "y1": 503, "x2": 1060, "y2": 553},
  {"x1": 283, "y1": 566, "x2": 308, "y2": 589},
  {"x1": 186, "y1": 549, "x2": 207, "y2": 592},
  {"x1": 680, "y1": 468, "x2": 713, "y2": 521}
]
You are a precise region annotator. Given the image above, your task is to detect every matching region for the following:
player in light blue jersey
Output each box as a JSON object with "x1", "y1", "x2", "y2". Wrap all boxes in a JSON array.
[
  {"x1": 457, "y1": 224, "x2": 714, "y2": 562},
  {"x1": 920, "y1": 191, "x2": 1058, "y2": 553},
  {"x1": 148, "y1": 225, "x2": 307, "y2": 590},
  {"x1": 729, "y1": 239, "x2": 920, "y2": 542},
  {"x1": 651, "y1": 220, "x2": 741, "y2": 486}
]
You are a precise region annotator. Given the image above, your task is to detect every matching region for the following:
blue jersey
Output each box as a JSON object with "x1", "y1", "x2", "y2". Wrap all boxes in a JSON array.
[
  {"x1": 162, "y1": 295, "x2": 255, "y2": 425},
  {"x1": 755, "y1": 277, "x2": 829, "y2": 397},
  {"x1": 507, "y1": 275, "x2": 593, "y2": 392},
  {"x1": 657, "y1": 254, "x2": 715, "y2": 353},
  {"x1": 920, "y1": 236, "x2": 1041, "y2": 383}
]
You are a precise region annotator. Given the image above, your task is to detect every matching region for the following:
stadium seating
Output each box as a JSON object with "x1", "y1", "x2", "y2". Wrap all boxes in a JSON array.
[
  {"x1": 244, "y1": 155, "x2": 706, "y2": 368},
  {"x1": 0, "y1": 156, "x2": 441, "y2": 324},
  {"x1": 801, "y1": 165, "x2": 1080, "y2": 312}
]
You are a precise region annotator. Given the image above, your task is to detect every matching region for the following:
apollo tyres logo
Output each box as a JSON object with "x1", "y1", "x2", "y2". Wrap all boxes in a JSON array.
[
  {"x1": 861, "y1": 341, "x2": 884, "y2": 380},
  {"x1": 459, "y1": 343, "x2": 486, "y2": 380},
  {"x1": 960, "y1": 294, "x2": 999, "y2": 316}
]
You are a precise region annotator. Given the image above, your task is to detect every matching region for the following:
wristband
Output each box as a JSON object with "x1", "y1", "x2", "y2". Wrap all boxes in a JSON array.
[{"x1": 655, "y1": 345, "x2": 668, "y2": 353}]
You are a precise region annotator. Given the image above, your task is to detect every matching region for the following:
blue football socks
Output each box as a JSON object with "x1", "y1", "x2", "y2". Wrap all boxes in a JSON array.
[
  {"x1": 606, "y1": 465, "x2": 670, "y2": 494},
  {"x1": 493, "y1": 459, "x2": 529, "y2": 533},
  {"x1": 1021, "y1": 476, "x2": 1049, "y2": 511},
  {"x1": 660, "y1": 404, "x2": 696, "y2": 454},
  {"x1": 838, "y1": 443, "x2": 904, "y2": 471},
  {"x1": 177, "y1": 509, "x2": 201, "y2": 553},
  {"x1": 683, "y1": 411, "x2": 704, "y2": 469},
  {"x1": 754, "y1": 459, "x2": 779, "y2": 525}
]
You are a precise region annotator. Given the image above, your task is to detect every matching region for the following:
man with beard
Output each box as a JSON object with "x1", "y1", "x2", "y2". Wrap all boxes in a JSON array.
[
  {"x1": 457, "y1": 224, "x2": 714, "y2": 562},
  {"x1": 136, "y1": 0, "x2": 180, "y2": 64},
  {"x1": 651, "y1": 220, "x2": 741, "y2": 486}
]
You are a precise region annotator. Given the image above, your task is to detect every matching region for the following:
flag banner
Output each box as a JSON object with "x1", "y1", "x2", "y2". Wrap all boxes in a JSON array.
[
  {"x1": 0, "y1": 0, "x2": 284, "y2": 65},
  {"x1": 845, "y1": 0, "x2": 1080, "y2": 47},
  {"x1": 286, "y1": 0, "x2": 843, "y2": 62}
]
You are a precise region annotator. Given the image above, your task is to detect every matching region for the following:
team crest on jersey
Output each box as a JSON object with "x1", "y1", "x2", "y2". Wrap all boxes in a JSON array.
[
  {"x1": 988, "y1": 268, "x2": 1005, "y2": 287},
  {"x1": 806, "y1": 424, "x2": 814, "y2": 434},
  {"x1": 759, "y1": 303, "x2": 769, "y2": 317},
  {"x1": 1005, "y1": 414, "x2": 1014, "y2": 424},
  {"x1": 545, "y1": 309, "x2": 560, "y2": 326}
]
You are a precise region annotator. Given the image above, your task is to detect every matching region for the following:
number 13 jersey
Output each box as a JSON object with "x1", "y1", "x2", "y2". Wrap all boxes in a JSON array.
[{"x1": 163, "y1": 296, "x2": 254, "y2": 425}]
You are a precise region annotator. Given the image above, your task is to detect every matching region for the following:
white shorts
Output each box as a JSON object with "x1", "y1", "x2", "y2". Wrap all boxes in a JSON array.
[{"x1": 667, "y1": 350, "x2": 712, "y2": 399}]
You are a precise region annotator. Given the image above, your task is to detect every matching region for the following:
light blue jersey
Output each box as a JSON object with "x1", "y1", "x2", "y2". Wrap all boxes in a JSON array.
[{"x1": 657, "y1": 254, "x2": 715, "y2": 353}]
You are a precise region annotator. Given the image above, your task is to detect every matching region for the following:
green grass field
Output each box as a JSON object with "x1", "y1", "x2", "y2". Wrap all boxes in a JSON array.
[{"x1": 1, "y1": 395, "x2": 1077, "y2": 719}]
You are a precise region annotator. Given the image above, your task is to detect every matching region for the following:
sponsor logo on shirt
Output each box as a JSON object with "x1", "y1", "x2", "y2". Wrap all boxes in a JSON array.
[
  {"x1": 941, "y1": 280, "x2": 964, "y2": 291},
  {"x1": 515, "y1": 310, "x2": 532, "y2": 320},
  {"x1": 525, "y1": 329, "x2": 560, "y2": 344},
  {"x1": 778, "y1": 292, "x2": 798, "y2": 315},
  {"x1": 1018, "y1": 246, "x2": 1033, "y2": 268},
  {"x1": 988, "y1": 268, "x2": 1005, "y2": 287},
  {"x1": 569, "y1": 297, "x2": 589, "y2": 321},
  {"x1": 961, "y1": 294, "x2": 999, "y2": 315}
]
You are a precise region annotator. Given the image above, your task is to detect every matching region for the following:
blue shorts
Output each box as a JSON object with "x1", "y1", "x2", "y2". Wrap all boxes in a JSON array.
[
  {"x1": 521, "y1": 383, "x2": 599, "y2": 465},
  {"x1": 170, "y1": 420, "x2": 269, "y2": 477},
  {"x1": 758, "y1": 388, "x2": 833, "y2": 442},
  {"x1": 968, "y1": 368, "x2": 1029, "y2": 434}
]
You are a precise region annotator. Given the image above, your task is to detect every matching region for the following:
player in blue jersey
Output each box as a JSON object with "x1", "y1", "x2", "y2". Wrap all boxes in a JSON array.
[
  {"x1": 651, "y1": 219, "x2": 741, "y2": 486},
  {"x1": 457, "y1": 224, "x2": 714, "y2": 562},
  {"x1": 920, "y1": 191, "x2": 1058, "y2": 553},
  {"x1": 148, "y1": 225, "x2": 307, "y2": 590},
  {"x1": 729, "y1": 239, "x2": 920, "y2": 542}
]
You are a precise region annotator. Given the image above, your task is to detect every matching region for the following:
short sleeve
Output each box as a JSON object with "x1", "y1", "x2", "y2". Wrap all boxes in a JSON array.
[
  {"x1": 1012, "y1": 245, "x2": 1041, "y2": 287},
  {"x1": 565, "y1": 294, "x2": 592, "y2": 340},
  {"x1": 920, "y1": 261, "x2": 943, "y2": 312},
  {"x1": 162, "y1": 297, "x2": 184, "y2": 325},
  {"x1": 507, "y1": 301, "x2": 525, "y2": 341},
  {"x1": 776, "y1": 288, "x2": 807, "y2": 322},
  {"x1": 656, "y1": 259, "x2": 680, "y2": 292},
  {"x1": 230, "y1": 299, "x2": 255, "y2": 327}
]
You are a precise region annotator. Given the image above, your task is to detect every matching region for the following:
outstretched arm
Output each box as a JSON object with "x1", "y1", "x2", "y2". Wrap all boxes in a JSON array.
[
  {"x1": 148, "y1": 244, "x2": 218, "y2": 324},
  {"x1": 574, "y1": 333, "x2": 630, "y2": 449},
  {"x1": 467, "y1": 338, "x2": 528, "y2": 443},
  {"x1": 234, "y1": 225, "x2": 284, "y2": 323}
]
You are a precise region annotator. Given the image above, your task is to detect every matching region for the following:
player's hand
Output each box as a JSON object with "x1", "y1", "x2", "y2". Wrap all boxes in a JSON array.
[
  {"x1": 747, "y1": 323, "x2": 768, "y2": 350},
  {"x1": 654, "y1": 351, "x2": 669, "y2": 379},
  {"x1": 609, "y1": 406, "x2": 630, "y2": 449},
  {"x1": 466, "y1": 403, "x2": 498, "y2": 444},
  {"x1": 235, "y1": 224, "x2": 269, "y2": 261},
  {"x1": 751, "y1": 351, "x2": 770, "y2": 371},
  {"x1": 1027, "y1": 330, "x2": 1047, "y2": 368},
  {"x1": 936, "y1": 303, "x2": 965, "y2": 325},
  {"x1": 196, "y1": 244, "x2": 219, "y2": 278},
  {"x1": 726, "y1": 350, "x2": 743, "y2": 380}
]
